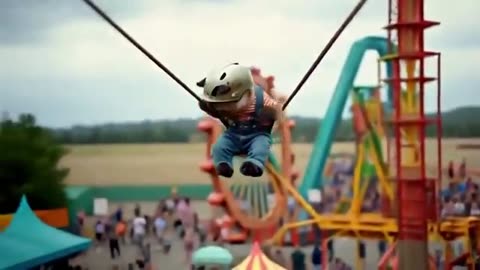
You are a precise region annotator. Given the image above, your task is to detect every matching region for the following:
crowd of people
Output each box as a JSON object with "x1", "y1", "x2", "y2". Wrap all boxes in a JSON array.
[
  {"x1": 75, "y1": 195, "x2": 209, "y2": 269},
  {"x1": 73, "y1": 194, "x2": 355, "y2": 269},
  {"x1": 441, "y1": 159, "x2": 480, "y2": 218},
  {"x1": 70, "y1": 158, "x2": 478, "y2": 269},
  {"x1": 322, "y1": 157, "x2": 480, "y2": 219},
  {"x1": 321, "y1": 156, "x2": 381, "y2": 214}
]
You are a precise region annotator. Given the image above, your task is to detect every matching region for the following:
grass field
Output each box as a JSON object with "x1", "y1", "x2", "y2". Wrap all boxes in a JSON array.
[{"x1": 61, "y1": 139, "x2": 480, "y2": 185}]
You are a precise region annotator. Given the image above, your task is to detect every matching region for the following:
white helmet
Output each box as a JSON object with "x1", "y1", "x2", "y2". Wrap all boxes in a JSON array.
[{"x1": 196, "y1": 63, "x2": 254, "y2": 103}]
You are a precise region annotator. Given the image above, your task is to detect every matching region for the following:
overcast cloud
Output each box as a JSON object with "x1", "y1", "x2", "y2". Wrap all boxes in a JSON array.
[{"x1": 0, "y1": 0, "x2": 479, "y2": 127}]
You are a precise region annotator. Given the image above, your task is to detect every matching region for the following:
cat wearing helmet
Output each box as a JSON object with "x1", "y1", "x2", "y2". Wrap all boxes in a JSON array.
[{"x1": 197, "y1": 63, "x2": 283, "y2": 178}]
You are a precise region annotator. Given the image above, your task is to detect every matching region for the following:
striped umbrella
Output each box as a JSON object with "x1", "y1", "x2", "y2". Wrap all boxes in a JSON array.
[{"x1": 232, "y1": 242, "x2": 286, "y2": 270}]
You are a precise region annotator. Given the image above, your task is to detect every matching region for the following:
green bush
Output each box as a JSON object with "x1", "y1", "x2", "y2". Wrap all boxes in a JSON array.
[{"x1": 0, "y1": 114, "x2": 69, "y2": 214}]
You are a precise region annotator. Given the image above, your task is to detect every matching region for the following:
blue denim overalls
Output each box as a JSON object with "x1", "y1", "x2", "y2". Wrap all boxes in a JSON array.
[{"x1": 212, "y1": 85, "x2": 274, "y2": 171}]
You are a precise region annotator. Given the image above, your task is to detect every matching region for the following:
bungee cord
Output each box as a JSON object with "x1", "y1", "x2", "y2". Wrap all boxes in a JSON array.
[
  {"x1": 281, "y1": 0, "x2": 368, "y2": 110},
  {"x1": 82, "y1": 0, "x2": 200, "y2": 102},
  {"x1": 82, "y1": 0, "x2": 367, "y2": 111}
]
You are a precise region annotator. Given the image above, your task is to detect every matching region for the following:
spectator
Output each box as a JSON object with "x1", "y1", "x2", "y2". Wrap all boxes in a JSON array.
[
  {"x1": 94, "y1": 219, "x2": 105, "y2": 246},
  {"x1": 378, "y1": 241, "x2": 387, "y2": 256},
  {"x1": 311, "y1": 244, "x2": 322, "y2": 270},
  {"x1": 448, "y1": 160, "x2": 454, "y2": 179},
  {"x1": 443, "y1": 183, "x2": 456, "y2": 198},
  {"x1": 144, "y1": 214, "x2": 152, "y2": 235},
  {"x1": 155, "y1": 211, "x2": 172, "y2": 254},
  {"x1": 183, "y1": 198, "x2": 196, "y2": 233},
  {"x1": 132, "y1": 211, "x2": 147, "y2": 249},
  {"x1": 469, "y1": 181, "x2": 479, "y2": 198},
  {"x1": 114, "y1": 205, "x2": 123, "y2": 222},
  {"x1": 323, "y1": 187, "x2": 336, "y2": 213},
  {"x1": 165, "y1": 197, "x2": 175, "y2": 215},
  {"x1": 467, "y1": 177, "x2": 473, "y2": 190},
  {"x1": 76, "y1": 211, "x2": 85, "y2": 235},
  {"x1": 134, "y1": 203, "x2": 141, "y2": 217},
  {"x1": 157, "y1": 199, "x2": 167, "y2": 215},
  {"x1": 197, "y1": 218, "x2": 208, "y2": 246},
  {"x1": 291, "y1": 247, "x2": 306, "y2": 270},
  {"x1": 184, "y1": 227, "x2": 195, "y2": 268},
  {"x1": 466, "y1": 193, "x2": 480, "y2": 216},
  {"x1": 175, "y1": 197, "x2": 192, "y2": 236},
  {"x1": 441, "y1": 196, "x2": 455, "y2": 218},
  {"x1": 327, "y1": 238, "x2": 334, "y2": 262},
  {"x1": 115, "y1": 220, "x2": 127, "y2": 244},
  {"x1": 357, "y1": 241, "x2": 366, "y2": 269},
  {"x1": 154, "y1": 212, "x2": 167, "y2": 245},
  {"x1": 105, "y1": 220, "x2": 121, "y2": 259},
  {"x1": 453, "y1": 195, "x2": 466, "y2": 216}
]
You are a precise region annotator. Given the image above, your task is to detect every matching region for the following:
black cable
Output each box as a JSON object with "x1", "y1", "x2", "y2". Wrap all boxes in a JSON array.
[
  {"x1": 282, "y1": 0, "x2": 368, "y2": 110},
  {"x1": 82, "y1": 0, "x2": 200, "y2": 102}
]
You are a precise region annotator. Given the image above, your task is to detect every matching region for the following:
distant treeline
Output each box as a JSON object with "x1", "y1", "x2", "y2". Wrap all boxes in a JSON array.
[{"x1": 49, "y1": 106, "x2": 480, "y2": 144}]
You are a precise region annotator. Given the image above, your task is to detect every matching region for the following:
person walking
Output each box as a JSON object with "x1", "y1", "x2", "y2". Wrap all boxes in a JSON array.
[
  {"x1": 154, "y1": 212, "x2": 167, "y2": 245},
  {"x1": 291, "y1": 247, "x2": 306, "y2": 270},
  {"x1": 311, "y1": 244, "x2": 322, "y2": 270},
  {"x1": 106, "y1": 220, "x2": 121, "y2": 259},
  {"x1": 132, "y1": 212, "x2": 147, "y2": 249}
]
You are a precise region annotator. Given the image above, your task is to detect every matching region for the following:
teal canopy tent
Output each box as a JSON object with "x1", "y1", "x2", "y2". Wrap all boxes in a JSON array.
[
  {"x1": 0, "y1": 196, "x2": 91, "y2": 270},
  {"x1": 193, "y1": 245, "x2": 233, "y2": 269}
]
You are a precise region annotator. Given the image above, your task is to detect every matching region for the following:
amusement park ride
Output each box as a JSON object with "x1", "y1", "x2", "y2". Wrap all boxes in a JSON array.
[
  {"x1": 197, "y1": 1, "x2": 480, "y2": 270},
  {"x1": 81, "y1": 0, "x2": 480, "y2": 269}
]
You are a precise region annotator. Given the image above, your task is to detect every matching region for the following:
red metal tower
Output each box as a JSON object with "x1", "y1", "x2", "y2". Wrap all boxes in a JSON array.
[{"x1": 385, "y1": 0, "x2": 442, "y2": 269}]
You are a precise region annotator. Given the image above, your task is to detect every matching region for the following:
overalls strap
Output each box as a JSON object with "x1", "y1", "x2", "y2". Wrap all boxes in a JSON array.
[
  {"x1": 253, "y1": 85, "x2": 264, "y2": 119},
  {"x1": 226, "y1": 85, "x2": 273, "y2": 134}
]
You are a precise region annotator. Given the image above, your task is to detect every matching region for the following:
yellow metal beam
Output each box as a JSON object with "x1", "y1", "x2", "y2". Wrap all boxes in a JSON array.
[
  {"x1": 366, "y1": 135, "x2": 394, "y2": 200},
  {"x1": 349, "y1": 142, "x2": 365, "y2": 216},
  {"x1": 399, "y1": 92, "x2": 420, "y2": 165},
  {"x1": 380, "y1": 54, "x2": 398, "y2": 61},
  {"x1": 272, "y1": 213, "x2": 480, "y2": 246},
  {"x1": 366, "y1": 100, "x2": 385, "y2": 137},
  {"x1": 405, "y1": 60, "x2": 417, "y2": 111},
  {"x1": 268, "y1": 166, "x2": 322, "y2": 220}
]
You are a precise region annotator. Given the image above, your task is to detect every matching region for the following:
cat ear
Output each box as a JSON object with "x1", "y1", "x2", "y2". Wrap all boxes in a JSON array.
[
  {"x1": 196, "y1": 78, "x2": 206, "y2": 87},
  {"x1": 266, "y1": 76, "x2": 275, "y2": 89},
  {"x1": 250, "y1": 67, "x2": 261, "y2": 75}
]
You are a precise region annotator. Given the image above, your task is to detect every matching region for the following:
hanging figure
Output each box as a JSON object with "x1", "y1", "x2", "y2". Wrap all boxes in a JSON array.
[{"x1": 197, "y1": 63, "x2": 283, "y2": 178}]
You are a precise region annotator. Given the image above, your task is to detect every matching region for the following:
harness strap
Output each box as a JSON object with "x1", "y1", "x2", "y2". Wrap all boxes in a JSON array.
[{"x1": 253, "y1": 85, "x2": 264, "y2": 119}]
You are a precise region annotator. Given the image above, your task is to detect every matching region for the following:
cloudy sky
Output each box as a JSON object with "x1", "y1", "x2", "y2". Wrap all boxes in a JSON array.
[{"x1": 0, "y1": 0, "x2": 479, "y2": 127}]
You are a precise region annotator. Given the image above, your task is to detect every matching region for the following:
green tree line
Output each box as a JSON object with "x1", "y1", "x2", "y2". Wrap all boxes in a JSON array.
[
  {"x1": 49, "y1": 106, "x2": 480, "y2": 144},
  {"x1": 0, "y1": 114, "x2": 68, "y2": 213}
]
